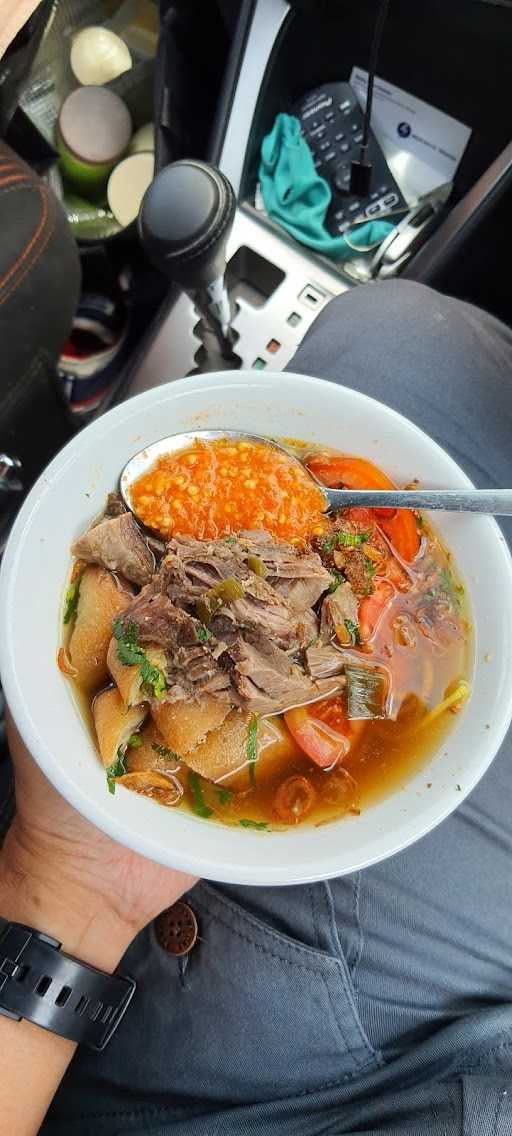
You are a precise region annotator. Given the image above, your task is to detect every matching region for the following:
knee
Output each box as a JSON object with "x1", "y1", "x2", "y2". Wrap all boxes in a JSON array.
[
  {"x1": 291, "y1": 278, "x2": 512, "y2": 387},
  {"x1": 312, "y1": 280, "x2": 448, "y2": 339},
  {"x1": 290, "y1": 279, "x2": 456, "y2": 379}
]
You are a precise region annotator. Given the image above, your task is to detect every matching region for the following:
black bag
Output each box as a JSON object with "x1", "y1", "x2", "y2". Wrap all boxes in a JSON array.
[
  {"x1": 154, "y1": 0, "x2": 232, "y2": 171},
  {"x1": 0, "y1": 141, "x2": 81, "y2": 518}
]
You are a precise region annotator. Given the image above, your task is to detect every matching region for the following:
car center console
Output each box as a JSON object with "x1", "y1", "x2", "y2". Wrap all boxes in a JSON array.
[{"x1": 122, "y1": 0, "x2": 512, "y2": 397}]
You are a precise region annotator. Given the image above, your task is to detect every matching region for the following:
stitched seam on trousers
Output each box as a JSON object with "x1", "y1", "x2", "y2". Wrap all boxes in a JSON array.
[
  {"x1": 65, "y1": 1053, "x2": 383, "y2": 1125},
  {"x1": 196, "y1": 886, "x2": 383, "y2": 1066},
  {"x1": 351, "y1": 872, "x2": 364, "y2": 990},
  {"x1": 195, "y1": 900, "x2": 374, "y2": 1073},
  {"x1": 61, "y1": 1103, "x2": 202, "y2": 1123},
  {"x1": 322, "y1": 878, "x2": 360, "y2": 980},
  {"x1": 461, "y1": 1039, "x2": 512, "y2": 1075},
  {"x1": 0, "y1": 183, "x2": 49, "y2": 294},
  {"x1": 321, "y1": 1095, "x2": 458, "y2": 1136},
  {"x1": 309, "y1": 883, "x2": 320, "y2": 950},
  {"x1": 197, "y1": 885, "x2": 383, "y2": 1064},
  {"x1": 321, "y1": 881, "x2": 340, "y2": 955},
  {"x1": 196, "y1": 883, "x2": 337, "y2": 963},
  {"x1": 193, "y1": 901, "x2": 339, "y2": 973},
  {"x1": 493, "y1": 1091, "x2": 503, "y2": 1136},
  {"x1": 318, "y1": 879, "x2": 378, "y2": 1064}
]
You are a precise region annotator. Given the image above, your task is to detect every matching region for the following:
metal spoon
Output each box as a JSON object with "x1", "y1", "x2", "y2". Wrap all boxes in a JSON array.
[{"x1": 120, "y1": 430, "x2": 512, "y2": 518}]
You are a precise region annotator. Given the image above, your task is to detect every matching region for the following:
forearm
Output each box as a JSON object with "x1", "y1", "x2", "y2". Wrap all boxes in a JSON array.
[
  {"x1": 0, "y1": 717, "x2": 196, "y2": 1134},
  {"x1": 0, "y1": 839, "x2": 135, "y2": 1136},
  {"x1": 0, "y1": 1, "x2": 42, "y2": 60}
]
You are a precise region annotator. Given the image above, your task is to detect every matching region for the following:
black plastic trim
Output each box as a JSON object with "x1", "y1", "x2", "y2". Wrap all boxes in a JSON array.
[
  {"x1": 404, "y1": 140, "x2": 512, "y2": 286},
  {"x1": 208, "y1": 0, "x2": 258, "y2": 166}
]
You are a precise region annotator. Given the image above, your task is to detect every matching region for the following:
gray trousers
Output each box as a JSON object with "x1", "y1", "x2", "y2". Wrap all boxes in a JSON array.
[{"x1": 41, "y1": 283, "x2": 512, "y2": 1134}]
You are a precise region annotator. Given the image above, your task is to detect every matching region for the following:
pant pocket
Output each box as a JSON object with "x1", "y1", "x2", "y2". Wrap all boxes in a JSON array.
[
  {"x1": 44, "y1": 881, "x2": 384, "y2": 1131},
  {"x1": 155, "y1": 881, "x2": 383, "y2": 1104}
]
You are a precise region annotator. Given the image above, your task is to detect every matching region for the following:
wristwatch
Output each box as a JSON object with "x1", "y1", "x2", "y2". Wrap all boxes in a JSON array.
[{"x1": 0, "y1": 917, "x2": 136, "y2": 1049}]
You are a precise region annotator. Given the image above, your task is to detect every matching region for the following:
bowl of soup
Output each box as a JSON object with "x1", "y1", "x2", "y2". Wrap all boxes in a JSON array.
[{"x1": 1, "y1": 371, "x2": 512, "y2": 885}]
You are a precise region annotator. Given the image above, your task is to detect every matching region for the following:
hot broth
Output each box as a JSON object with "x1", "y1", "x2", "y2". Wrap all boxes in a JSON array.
[{"x1": 60, "y1": 439, "x2": 471, "y2": 831}]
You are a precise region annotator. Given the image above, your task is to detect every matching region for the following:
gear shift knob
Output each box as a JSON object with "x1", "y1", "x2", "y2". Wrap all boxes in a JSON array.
[{"x1": 139, "y1": 160, "x2": 237, "y2": 355}]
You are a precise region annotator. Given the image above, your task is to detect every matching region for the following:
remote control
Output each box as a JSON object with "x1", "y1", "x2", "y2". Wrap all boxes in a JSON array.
[{"x1": 293, "y1": 81, "x2": 408, "y2": 237}]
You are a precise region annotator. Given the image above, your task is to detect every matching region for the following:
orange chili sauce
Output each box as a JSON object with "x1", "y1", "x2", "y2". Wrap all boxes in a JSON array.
[{"x1": 131, "y1": 438, "x2": 329, "y2": 542}]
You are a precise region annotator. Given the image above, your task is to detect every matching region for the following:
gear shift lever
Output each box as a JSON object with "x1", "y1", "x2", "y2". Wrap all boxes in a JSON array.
[{"x1": 139, "y1": 160, "x2": 237, "y2": 357}]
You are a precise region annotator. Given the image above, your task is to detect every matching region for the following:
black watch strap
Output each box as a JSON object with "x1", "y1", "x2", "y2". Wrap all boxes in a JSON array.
[{"x1": 0, "y1": 917, "x2": 136, "y2": 1050}]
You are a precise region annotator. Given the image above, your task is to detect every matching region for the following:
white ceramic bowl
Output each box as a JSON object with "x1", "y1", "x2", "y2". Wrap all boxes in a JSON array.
[{"x1": 2, "y1": 372, "x2": 512, "y2": 886}]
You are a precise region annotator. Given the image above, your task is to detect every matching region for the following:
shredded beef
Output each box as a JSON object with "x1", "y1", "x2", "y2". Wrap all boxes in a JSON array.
[
  {"x1": 160, "y1": 535, "x2": 302, "y2": 649},
  {"x1": 219, "y1": 629, "x2": 343, "y2": 715},
  {"x1": 320, "y1": 581, "x2": 359, "y2": 642},
  {"x1": 104, "y1": 491, "x2": 127, "y2": 518},
  {"x1": 237, "y1": 530, "x2": 332, "y2": 611},
  {"x1": 109, "y1": 529, "x2": 346, "y2": 715},
  {"x1": 119, "y1": 591, "x2": 231, "y2": 702},
  {"x1": 73, "y1": 513, "x2": 154, "y2": 586},
  {"x1": 306, "y1": 644, "x2": 346, "y2": 680}
]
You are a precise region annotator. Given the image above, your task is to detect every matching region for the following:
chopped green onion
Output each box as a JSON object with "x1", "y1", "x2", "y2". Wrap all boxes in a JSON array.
[
  {"x1": 344, "y1": 619, "x2": 361, "y2": 647},
  {"x1": 106, "y1": 749, "x2": 127, "y2": 795},
  {"x1": 188, "y1": 771, "x2": 213, "y2": 818},
  {"x1": 216, "y1": 787, "x2": 234, "y2": 805},
  {"x1": 63, "y1": 581, "x2": 80, "y2": 625},
  {"x1": 152, "y1": 742, "x2": 179, "y2": 761},
  {"x1": 337, "y1": 530, "x2": 370, "y2": 547},
  {"x1": 140, "y1": 659, "x2": 167, "y2": 700},
  {"x1": 239, "y1": 819, "x2": 268, "y2": 830},
  {"x1": 247, "y1": 714, "x2": 258, "y2": 786},
  {"x1": 328, "y1": 571, "x2": 346, "y2": 593},
  {"x1": 114, "y1": 620, "x2": 167, "y2": 700},
  {"x1": 127, "y1": 734, "x2": 142, "y2": 749},
  {"x1": 439, "y1": 568, "x2": 465, "y2": 608},
  {"x1": 322, "y1": 531, "x2": 370, "y2": 553},
  {"x1": 195, "y1": 625, "x2": 212, "y2": 644},
  {"x1": 113, "y1": 618, "x2": 137, "y2": 646}
]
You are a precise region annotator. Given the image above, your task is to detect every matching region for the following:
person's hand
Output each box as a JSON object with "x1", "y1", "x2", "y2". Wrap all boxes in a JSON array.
[
  {"x1": 1, "y1": 714, "x2": 197, "y2": 971},
  {"x1": 0, "y1": 1, "x2": 43, "y2": 60}
]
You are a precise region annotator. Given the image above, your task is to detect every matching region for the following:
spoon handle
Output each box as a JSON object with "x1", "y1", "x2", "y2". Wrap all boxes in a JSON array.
[{"x1": 325, "y1": 488, "x2": 512, "y2": 515}]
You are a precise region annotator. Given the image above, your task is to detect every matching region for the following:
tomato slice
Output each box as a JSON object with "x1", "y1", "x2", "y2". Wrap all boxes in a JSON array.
[
  {"x1": 379, "y1": 510, "x2": 420, "y2": 564},
  {"x1": 285, "y1": 697, "x2": 364, "y2": 769},
  {"x1": 306, "y1": 453, "x2": 420, "y2": 562},
  {"x1": 359, "y1": 579, "x2": 394, "y2": 642},
  {"x1": 307, "y1": 454, "x2": 392, "y2": 493}
]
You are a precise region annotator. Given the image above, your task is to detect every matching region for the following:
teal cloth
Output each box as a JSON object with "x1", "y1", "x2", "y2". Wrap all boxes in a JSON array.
[{"x1": 259, "y1": 112, "x2": 394, "y2": 260}]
